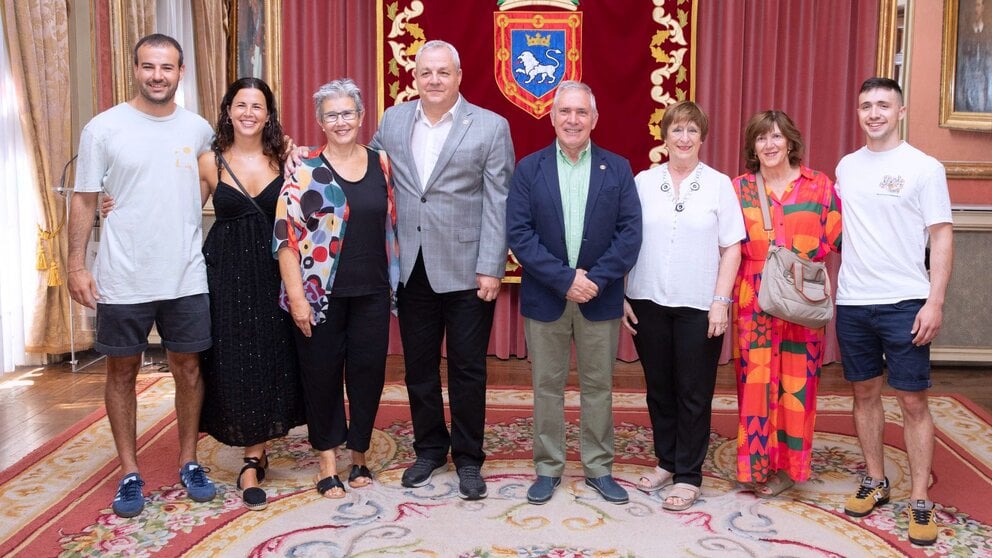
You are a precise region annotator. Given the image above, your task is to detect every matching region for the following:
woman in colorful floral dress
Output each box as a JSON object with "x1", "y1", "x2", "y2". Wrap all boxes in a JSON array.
[{"x1": 732, "y1": 110, "x2": 842, "y2": 497}]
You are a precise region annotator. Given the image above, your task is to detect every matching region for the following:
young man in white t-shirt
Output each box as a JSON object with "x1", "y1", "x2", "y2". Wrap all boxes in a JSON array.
[
  {"x1": 834, "y1": 77, "x2": 953, "y2": 546},
  {"x1": 67, "y1": 34, "x2": 216, "y2": 518}
]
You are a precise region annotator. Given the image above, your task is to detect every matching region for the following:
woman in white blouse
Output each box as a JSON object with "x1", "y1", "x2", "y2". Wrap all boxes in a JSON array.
[{"x1": 622, "y1": 101, "x2": 744, "y2": 511}]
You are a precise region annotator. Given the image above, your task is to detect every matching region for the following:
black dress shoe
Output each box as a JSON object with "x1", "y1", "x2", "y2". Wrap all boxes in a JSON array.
[{"x1": 527, "y1": 475, "x2": 561, "y2": 504}]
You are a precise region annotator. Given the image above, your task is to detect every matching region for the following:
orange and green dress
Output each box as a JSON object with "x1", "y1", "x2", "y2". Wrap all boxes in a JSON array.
[{"x1": 732, "y1": 166, "x2": 842, "y2": 484}]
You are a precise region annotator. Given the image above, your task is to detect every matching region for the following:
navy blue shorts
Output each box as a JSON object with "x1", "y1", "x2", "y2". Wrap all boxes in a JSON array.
[
  {"x1": 95, "y1": 293, "x2": 212, "y2": 356},
  {"x1": 836, "y1": 299, "x2": 931, "y2": 391}
]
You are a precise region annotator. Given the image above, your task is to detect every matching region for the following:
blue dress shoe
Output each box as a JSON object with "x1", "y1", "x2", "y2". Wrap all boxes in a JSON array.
[
  {"x1": 585, "y1": 475, "x2": 629, "y2": 504},
  {"x1": 527, "y1": 475, "x2": 561, "y2": 504}
]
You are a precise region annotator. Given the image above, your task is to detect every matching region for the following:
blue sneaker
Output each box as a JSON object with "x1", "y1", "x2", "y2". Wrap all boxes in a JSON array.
[
  {"x1": 179, "y1": 461, "x2": 217, "y2": 503},
  {"x1": 112, "y1": 473, "x2": 145, "y2": 518}
]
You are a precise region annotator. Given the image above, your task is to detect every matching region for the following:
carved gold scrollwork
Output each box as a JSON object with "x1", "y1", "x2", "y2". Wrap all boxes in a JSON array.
[{"x1": 647, "y1": 0, "x2": 695, "y2": 166}]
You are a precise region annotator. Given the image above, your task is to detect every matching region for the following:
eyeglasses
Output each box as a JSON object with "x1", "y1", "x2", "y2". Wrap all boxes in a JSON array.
[{"x1": 321, "y1": 110, "x2": 359, "y2": 124}]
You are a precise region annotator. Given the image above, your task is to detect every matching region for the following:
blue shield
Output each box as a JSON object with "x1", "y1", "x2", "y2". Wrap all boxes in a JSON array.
[{"x1": 511, "y1": 30, "x2": 566, "y2": 98}]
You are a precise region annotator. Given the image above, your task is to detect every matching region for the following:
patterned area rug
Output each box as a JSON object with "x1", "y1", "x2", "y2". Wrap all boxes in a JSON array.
[{"x1": 2, "y1": 377, "x2": 991, "y2": 557}]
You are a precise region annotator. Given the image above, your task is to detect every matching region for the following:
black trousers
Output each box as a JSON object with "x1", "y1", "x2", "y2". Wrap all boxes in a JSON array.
[
  {"x1": 628, "y1": 298, "x2": 722, "y2": 487},
  {"x1": 397, "y1": 252, "x2": 495, "y2": 468},
  {"x1": 292, "y1": 291, "x2": 390, "y2": 452}
]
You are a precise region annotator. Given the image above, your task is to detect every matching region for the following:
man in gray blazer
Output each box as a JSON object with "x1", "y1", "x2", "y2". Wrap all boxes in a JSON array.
[{"x1": 371, "y1": 40, "x2": 515, "y2": 500}]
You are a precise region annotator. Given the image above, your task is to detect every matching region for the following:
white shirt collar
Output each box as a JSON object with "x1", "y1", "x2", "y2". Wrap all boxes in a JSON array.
[{"x1": 415, "y1": 96, "x2": 461, "y2": 126}]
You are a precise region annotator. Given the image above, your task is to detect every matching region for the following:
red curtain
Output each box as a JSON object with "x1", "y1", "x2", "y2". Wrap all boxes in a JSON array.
[
  {"x1": 280, "y1": 1, "x2": 378, "y2": 147},
  {"x1": 696, "y1": 0, "x2": 878, "y2": 181},
  {"x1": 695, "y1": 0, "x2": 879, "y2": 363}
]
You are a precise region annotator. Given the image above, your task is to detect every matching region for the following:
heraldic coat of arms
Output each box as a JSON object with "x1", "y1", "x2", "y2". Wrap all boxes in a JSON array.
[{"x1": 494, "y1": 5, "x2": 582, "y2": 119}]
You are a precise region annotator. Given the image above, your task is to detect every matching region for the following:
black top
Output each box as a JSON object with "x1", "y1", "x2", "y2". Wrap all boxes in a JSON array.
[{"x1": 323, "y1": 147, "x2": 389, "y2": 297}]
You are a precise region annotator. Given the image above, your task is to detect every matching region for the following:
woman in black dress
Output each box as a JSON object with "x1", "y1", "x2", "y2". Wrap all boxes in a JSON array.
[{"x1": 198, "y1": 78, "x2": 305, "y2": 511}]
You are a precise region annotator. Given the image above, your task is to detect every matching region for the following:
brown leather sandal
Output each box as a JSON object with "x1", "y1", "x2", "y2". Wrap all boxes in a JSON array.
[{"x1": 754, "y1": 470, "x2": 795, "y2": 499}]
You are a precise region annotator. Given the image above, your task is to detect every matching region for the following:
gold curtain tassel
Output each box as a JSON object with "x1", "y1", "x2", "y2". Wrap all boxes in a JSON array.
[
  {"x1": 47, "y1": 261, "x2": 63, "y2": 287},
  {"x1": 36, "y1": 235, "x2": 48, "y2": 270}
]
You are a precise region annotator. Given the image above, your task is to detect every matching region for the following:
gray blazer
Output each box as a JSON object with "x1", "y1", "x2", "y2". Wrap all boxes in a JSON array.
[{"x1": 371, "y1": 96, "x2": 515, "y2": 293}]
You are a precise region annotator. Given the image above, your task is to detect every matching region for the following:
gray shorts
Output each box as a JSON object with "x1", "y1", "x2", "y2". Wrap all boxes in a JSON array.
[{"x1": 95, "y1": 293, "x2": 212, "y2": 356}]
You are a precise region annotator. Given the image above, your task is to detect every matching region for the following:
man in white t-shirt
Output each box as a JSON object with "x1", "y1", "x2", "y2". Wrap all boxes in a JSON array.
[
  {"x1": 834, "y1": 77, "x2": 953, "y2": 547},
  {"x1": 67, "y1": 34, "x2": 216, "y2": 519}
]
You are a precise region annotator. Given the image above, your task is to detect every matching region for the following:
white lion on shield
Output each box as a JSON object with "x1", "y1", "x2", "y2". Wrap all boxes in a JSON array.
[{"x1": 515, "y1": 49, "x2": 562, "y2": 85}]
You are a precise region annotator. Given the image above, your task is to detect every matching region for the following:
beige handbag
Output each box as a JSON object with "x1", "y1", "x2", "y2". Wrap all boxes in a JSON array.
[{"x1": 754, "y1": 174, "x2": 833, "y2": 329}]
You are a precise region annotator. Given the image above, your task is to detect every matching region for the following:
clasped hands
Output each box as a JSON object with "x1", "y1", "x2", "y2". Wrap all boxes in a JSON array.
[{"x1": 566, "y1": 268, "x2": 598, "y2": 303}]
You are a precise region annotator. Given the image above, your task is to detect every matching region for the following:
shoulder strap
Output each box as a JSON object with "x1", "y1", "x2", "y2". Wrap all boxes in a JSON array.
[
  {"x1": 755, "y1": 172, "x2": 778, "y2": 247},
  {"x1": 755, "y1": 172, "x2": 773, "y2": 232},
  {"x1": 217, "y1": 152, "x2": 267, "y2": 218}
]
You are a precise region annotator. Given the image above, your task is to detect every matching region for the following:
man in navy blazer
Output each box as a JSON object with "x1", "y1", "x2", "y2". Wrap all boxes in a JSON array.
[{"x1": 506, "y1": 81, "x2": 642, "y2": 505}]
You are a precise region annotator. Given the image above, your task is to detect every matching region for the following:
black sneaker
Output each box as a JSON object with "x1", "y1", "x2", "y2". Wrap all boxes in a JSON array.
[
  {"x1": 401, "y1": 457, "x2": 447, "y2": 488},
  {"x1": 457, "y1": 465, "x2": 488, "y2": 500}
]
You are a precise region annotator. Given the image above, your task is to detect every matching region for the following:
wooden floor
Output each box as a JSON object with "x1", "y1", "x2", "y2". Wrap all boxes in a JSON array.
[{"x1": 1, "y1": 350, "x2": 989, "y2": 472}]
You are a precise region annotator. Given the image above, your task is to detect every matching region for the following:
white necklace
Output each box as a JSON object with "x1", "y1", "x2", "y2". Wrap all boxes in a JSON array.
[
  {"x1": 231, "y1": 149, "x2": 261, "y2": 161},
  {"x1": 659, "y1": 163, "x2": 702, "y2": 212}
]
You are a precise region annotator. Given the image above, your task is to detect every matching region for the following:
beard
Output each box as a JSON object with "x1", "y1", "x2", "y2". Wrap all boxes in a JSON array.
[{"x1": 138, "y1": 80, "x2": 179, "y2": 105}]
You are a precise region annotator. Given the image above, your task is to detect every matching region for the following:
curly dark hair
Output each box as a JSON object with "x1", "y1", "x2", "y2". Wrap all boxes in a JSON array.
[
  {"x1": 211, "y1": 78, "x2": 286, "y2": 170},
  {"x1": 742, "y1": 110, "x2": 805, "y2": 173}
]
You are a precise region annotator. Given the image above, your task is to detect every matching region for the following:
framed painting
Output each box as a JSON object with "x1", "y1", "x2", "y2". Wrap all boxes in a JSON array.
[
  {"x1": 939, "y1": 0, "x2": 992, "y2": 132},
  {"x1": 227, "y1": 0, "x2": 282, "y2": 103}
]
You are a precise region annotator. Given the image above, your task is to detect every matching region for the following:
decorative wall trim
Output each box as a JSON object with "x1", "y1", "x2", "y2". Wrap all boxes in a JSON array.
[
  {"x1": 944, "y1": 161, "x2": 992, "y2": 180},
  {"x1": 932, "y1": 347, "x2": 992, "y2": 364},
  {"x1": 951, "y1": 209, "x2": 992, "y2": 230}
]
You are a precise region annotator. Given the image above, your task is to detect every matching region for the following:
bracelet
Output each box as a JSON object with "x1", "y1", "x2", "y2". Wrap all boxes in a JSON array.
[
  {"x1": 712, "y1": 295, "x2": 733, "y2": 304},
  {"x1": 68, "y1": 268, "x2": 86, "y2": 274}
]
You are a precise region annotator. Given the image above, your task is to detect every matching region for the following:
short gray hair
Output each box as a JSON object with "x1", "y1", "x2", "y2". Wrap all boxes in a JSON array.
[
  {"x1": 313, "y1": 78, "x2": 364, "y2": 119},
  {"x1": 553, "y1": 80, "x2": 597, "y2": 113},
  {"x1": 416, "y1": 40, "x2": 461, "y2": 70}
]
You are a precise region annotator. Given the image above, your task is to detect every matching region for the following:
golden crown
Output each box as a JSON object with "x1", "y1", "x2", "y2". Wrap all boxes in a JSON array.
[{"x1": 525, "y1": 33, "x2": 552, "y2": 47}]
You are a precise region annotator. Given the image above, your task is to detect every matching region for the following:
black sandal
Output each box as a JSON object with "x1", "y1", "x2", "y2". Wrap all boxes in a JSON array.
[
  {"x1": 316, "y1": 475, "x2": 346, "y2": 499},
  {"x1": 238, "y1": 455, "x2": 268, "y2": 511},
  {"x1": 348, "y1": 464, "x2": 373, "y2": 488}
]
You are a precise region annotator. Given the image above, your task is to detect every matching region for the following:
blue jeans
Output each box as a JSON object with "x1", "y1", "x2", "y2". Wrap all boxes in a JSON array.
[{"x1": 836, "y1": 299, "x2": 931, "y2": 391}]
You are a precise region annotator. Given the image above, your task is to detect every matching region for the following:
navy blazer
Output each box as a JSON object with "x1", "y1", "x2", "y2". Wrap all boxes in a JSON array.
[{"x1": 506, "y1": 142, "x2": 642, "y2": 322}]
